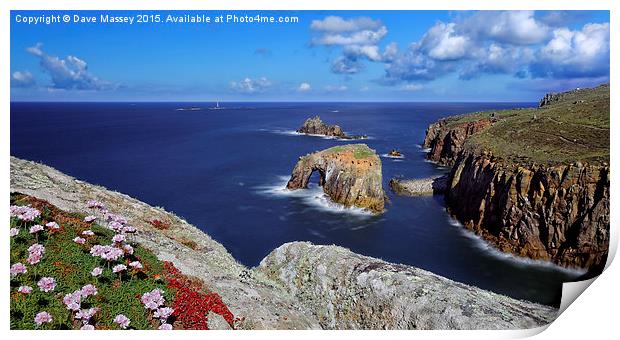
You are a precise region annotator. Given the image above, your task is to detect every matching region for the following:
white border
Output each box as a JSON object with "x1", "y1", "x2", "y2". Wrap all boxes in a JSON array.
[{"x1": 2, "y1": 1, "x2": 617, "y2": 340}]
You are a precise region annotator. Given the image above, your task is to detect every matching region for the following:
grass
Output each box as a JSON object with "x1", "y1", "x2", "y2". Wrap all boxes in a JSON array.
[
  {"x1": 326, "y1": 144, "x2": 376, "y2": 159},
  {"x1": 9, "y1": 194, "x2": 235, "y2": 330},
  {"x1": 446, "y1": 84, "x2": 609, "y2": 165}
]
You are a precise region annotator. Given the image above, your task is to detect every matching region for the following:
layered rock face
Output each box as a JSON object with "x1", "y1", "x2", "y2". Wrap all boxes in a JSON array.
[
  {"x1": 422, "y1": 86, "x2": 610, "y2": 272},
  {"x1": 286, "y1": 144, "x2": 385, "y2": 213},
  {"x1": 445, "y1": 153, "x2": 609, "y2": 271},
  {"x1": 297, "y1": 116, "x2": 365, "y2": 139},
  {"x1": 422, "y1": 119, "x2": 492, "y2": 166},
  {"x1": 258, "y1": 242, "x2": 556, "y2": 330}
]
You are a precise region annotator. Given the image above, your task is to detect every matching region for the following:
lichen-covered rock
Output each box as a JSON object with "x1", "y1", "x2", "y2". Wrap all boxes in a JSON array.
[
  {"x1": 286, "y1": 144, "x2": 385, "y2": 213},
  {"x1": 389, "y1": 176, "x2": 447, "y2": 196},
  {"x1": 258, "y1": 242, "x2": 557, "y2": 330}
]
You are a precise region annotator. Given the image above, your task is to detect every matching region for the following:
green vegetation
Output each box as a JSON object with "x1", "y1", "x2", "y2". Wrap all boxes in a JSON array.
[
  {"x1": 10, "y1": 194, "x2": 170, "y2": 330},
  {"x1": 326, "y1": 144, "x2": 376, "y2": 159},
  {"x1": 452, "y1": 84, "x2": 609, "y2": 165}
]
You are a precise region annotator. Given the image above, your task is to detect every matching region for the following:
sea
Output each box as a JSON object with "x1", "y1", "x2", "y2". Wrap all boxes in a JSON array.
[{"x1": 10, "y1": 101, "x2": 584, "y2": 306}]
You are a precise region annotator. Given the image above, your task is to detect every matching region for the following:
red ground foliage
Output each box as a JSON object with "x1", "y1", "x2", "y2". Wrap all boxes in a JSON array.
[{"x1": 163, "y1": 261, "x2": 236, "y2": 330}]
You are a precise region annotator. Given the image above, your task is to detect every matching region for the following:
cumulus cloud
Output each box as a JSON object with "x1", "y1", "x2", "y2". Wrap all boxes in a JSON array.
[
  {"x1": 311, "y1": 16, "x2": 393, "y2": 75},
  {"x1": 230, "y1": 77, "x2": 271, "y2": 94},
  {"x1": 530, "y1": 23, "x2": 610, "y2": 78},
  {"x1": 375, "y1": 11, "x2": 608, "y2": 84},
  {"x1": 11, "y1": 71, "x2": 36, "y2": 88},
  {"x1": 26, "y1": 43, "x2": 115, "y2": 91},
  {"x1": 298, "y1": 82, "x2": 311, "y2": 92}
]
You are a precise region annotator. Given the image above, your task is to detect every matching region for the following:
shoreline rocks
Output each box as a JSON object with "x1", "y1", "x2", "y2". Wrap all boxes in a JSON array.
[
  {"x1": 286, "y1": 144, "x2": 385, "y2": 214},
  {"x1": 389, "y1": 176, "x2": 447, "y2": 196},
  {"x1": 296, "y1": 116, "x2": 366, "y2": 139}
]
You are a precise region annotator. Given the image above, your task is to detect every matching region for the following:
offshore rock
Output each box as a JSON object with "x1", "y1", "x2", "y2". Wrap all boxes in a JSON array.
[
  {"x1": 258, "y1": 242, "x2": 557, "y2": 330},
  {"x1": 389, "y1": 176, "x2": 447, "y2": 196},
  {"x1": 286, "y1": 144, "x2": 385, "y2": 214},
  {"x1": 296, "y1": 116, "x2": 365, "y2": 139}
]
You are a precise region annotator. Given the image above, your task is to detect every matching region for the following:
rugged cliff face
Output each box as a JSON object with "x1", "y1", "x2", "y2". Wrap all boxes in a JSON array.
[
  {"x1": 10, "y1": 156, "x2": 558, "y2": 329},
  {"x1": 422, "y1": 85, "x2": 610, "y2": 273},
  {"x1": 422, "y1": 119, "x2": 492, "y2": 166},
  {"x1": 258, "y1": 242, "x2": 556, "y2": 329},
  {"x1": 287, "y1": 144, "x2": 385, "y2": 214},
  {"x1": 297, "y1": 116, "x2": 365, "y2": 139}
]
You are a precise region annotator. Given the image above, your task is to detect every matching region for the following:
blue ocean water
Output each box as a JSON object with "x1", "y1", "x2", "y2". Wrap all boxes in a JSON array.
[{"x1": 10, "y1": 101, "x2": 581, "y2": 306}]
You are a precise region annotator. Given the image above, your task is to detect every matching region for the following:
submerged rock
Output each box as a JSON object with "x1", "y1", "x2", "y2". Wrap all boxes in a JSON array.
[
  {"x1": 296, "y1": 116, "x2": 366, "y2": 139},
  {"x1": 258, "y1": 242, "x2": 557, "y2": 330},
  {"x1": 286, "y1": 144, "x2": 385, "y2": 214}
]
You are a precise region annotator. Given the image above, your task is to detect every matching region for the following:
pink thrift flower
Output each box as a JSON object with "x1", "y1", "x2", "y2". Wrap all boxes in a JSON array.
[
  {"x1": 37, "y1": 277, "x2": 56, "y2": 292},
  {"x1": 75, "y1": 307, "x2": 99, "y2": 321},
  {"x1": 28, "y1": 243, "x2": 45, "y2": 255},
  {"x1": 10, "y1": 228, "x2": 19, "y2": 237},
  {"x1": 112, "y1": 234, "x2": 125, "y2": 243},
  {"x1": 107, "y1": 221, "x2": 123, "y2": 232},
  {"x1": 112, "y1": 264, "x2": 127, "y2": 273},
  {"x1": 123, "y1": 225, "x2": 137, "y2": 233},
  {"x1": 11, "y1": 205, "x2": 41, "y2": 221},
  {"x1": 86, "y1": 200, "x2": 105, "y2": 209},
  {"x1": 80, "y1": 284, "x2": 98, "y2": 297},
  {"x1": 45, "y1": 221, "x2": 60, "y2": 230},
  {"x1": 34, "y1": 311, "x2": 52, "y2": 326},
  {"x1": 158, "y1": 323, "x2": 173, "y2": 330},
  {"x1": 63, "y1": 291, "x2": 82, "y2": 311},
  {"x1": 18, "y1": 285, "x2": 33, "y2": 294},
  {"x1": 82, "y1": 230, "x2": 95, "y2": 236},
  {"x1": 141, "y1": 288, "x2": 165, "y2": 310},
  {"x1": 29, "y1": 224, "x2": 44, "y2": 234},
  {"x1": 123, "y1": 244, "x2": 134, "y2": 255},
  {"x1": 73, "y1": 237, "x2": 86, "y2": 244},
  {"x1": 84, "y1": 215, "x2": 97, "y2": 222},
  {"x1": 129, "y1": 261, "x2": 143, "y2": 269},
  {"x1": 154, "y1": 307, "x2": 174, "y2": 320},
  {"x1": 91, "y1": 267, "x2": 103, "y2": 277},
  {"x1": 80, "y1": 324, "x2": 95, "y2": 330},
  {"x1": 27, "y1": 252, "x2": 42, "y2": 265},
  {"x1": 113, "y1": 314, "x2": 131, "y2": 329},
  {"x1": 10, "y1": 262, "x2": 27, "y2": 277}
]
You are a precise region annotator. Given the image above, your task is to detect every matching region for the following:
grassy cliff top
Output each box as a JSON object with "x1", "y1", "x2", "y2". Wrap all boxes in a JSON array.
[
  {"x1": 325, "y1": 144, "x2": 377, "y2": 159},
  {"x1": 458, "y1": 84, "x2": 609, "y2": 165}
]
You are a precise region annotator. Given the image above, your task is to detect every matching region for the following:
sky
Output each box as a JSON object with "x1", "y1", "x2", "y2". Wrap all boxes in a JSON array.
[{"x1": 10, "y1": 10, "x2": 610, "y2": 102}]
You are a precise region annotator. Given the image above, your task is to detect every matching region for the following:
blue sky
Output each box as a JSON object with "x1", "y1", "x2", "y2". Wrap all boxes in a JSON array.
[{"x1": 10, "y1": 10, "x2": 610, "y2": 102}]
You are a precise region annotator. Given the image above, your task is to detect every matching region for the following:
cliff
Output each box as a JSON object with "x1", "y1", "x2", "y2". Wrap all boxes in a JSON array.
[
  {"x1": 286, "y1": 144, "x2": 385, "y2": 214},
  {"x1": 422, "y1": 84, "x2": 610, "y2": 272},
  {"x1": 297, "y1": 116, "x2": 365, "y2": 139},
  {"x1": 10, "y1": 156, "x2": 557, "y2": 329}
]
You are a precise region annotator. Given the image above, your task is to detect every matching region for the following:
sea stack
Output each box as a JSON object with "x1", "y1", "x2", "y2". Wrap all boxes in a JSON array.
[
  {"x1": 296, "y1": 116, "x2": 366, "y2": 139},
  {"x1": 286, "y1": 144, "x2": 385, "y2": 214}
]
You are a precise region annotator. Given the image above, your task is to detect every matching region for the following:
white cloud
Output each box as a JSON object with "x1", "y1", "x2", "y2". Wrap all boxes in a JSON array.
[
  {"x1": 26, "y1": 43, "x2": 115, "y2": 90},
  {"x1": 401, "y1": 84, "x2": 424, "y2": 92},
  {"x1": 230, "y1": 77, "x2": 271, "y2": 94},
  {"x1": 418, "y1": 23, "x2": 470, "y2": 61},
  {"x1": 310, "y1": 16, "x2": 382, "y2": 33},
  {"x1": 464, "y1": 11, "x2": 550, "y2": 45},
  {"x1": 331, "y1": 56, "x2": 363, "y2": 74},
  {"x1": 11, "y1": 71, "x2": 36, "y2": 88},
  {"x1": 298, "y1": 82, "x2": 311, "y2": 92}
]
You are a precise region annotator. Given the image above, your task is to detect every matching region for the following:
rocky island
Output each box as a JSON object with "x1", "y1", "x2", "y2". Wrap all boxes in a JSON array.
[
  {"x1": 296, "y1": 116, "x2": 366, "y2": 139},
  {"x1": 10, "y1": 156, "x2": 557, "y2": 329},
  {"x1": 286, "y1": 144, "x2": 385, "y2": 214},
  {"x1": 421, "y1": 84, "x2": 610, "y2": 273}
]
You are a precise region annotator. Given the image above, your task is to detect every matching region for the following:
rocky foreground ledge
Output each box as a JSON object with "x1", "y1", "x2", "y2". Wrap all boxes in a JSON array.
[{"x1": 10, "y1": 156, "x2": 557, "y2": 329}]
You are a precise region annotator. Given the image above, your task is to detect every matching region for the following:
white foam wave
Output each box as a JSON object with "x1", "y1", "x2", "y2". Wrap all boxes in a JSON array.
[
  {"x1": 447, "y1": 217, "x2": 586, "y2": 275},
  {"x1": 265, "y1": 129, "x2": 371, "y2": 141},
  {"x1": 255, "y1": 176, "x2": 374, "y2": 217}
]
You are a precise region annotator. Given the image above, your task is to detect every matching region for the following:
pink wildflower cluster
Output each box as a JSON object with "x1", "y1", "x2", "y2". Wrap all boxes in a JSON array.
[
  {"x1": 141, "y1": 289, "x2": 174, "y2": 329},
  {"x1": 10, "y1": 205, "x2": 41, "y2": 222},
  {"x1": 74, "y1": 236, "x2": 86, "y2": 244},
  {"x1": 10, "y1": 262, "x2": 27, "y2": 277},
  {"x1": 45, "y1": 221, "x2": 60, "y2": 230},
  {"x1": 82, "y1": 230, "x2": 95, "y2": 236},
  {"x1": 37, "y1": 277, "x2": 56, "y2": 292},
  {"x1": 75, "y1": 307, "x2": 99, "y2": 329},
  {"x1": 113, "y1": 314, "x2": 131, "y2": 329},
  {"x1": 84, "y1": 215, "x2": 97, "y2": 223},
  {"x1": 129, "y1": 261, "x2": 143, "y2": 269},
  {"x1": 27, "y1": 243, "x2": 45, "y2": 265},
  {"x1": 10, "y1": 228, "x2": 19, "y2": 237},
  {"x1": 29, "y1": 224, "x2": 44, "y2": 234},
  {"x1": 18, "y1": 285, "x2": 33, "y2": 294},
  {"x1": 90, "y1": 244, "x2": 124, "y2": 261},
  {"x1": 91, "y1": 267, "x2": 103, "y2": 277},
  {"x1": 34, "y1": 311, "x2": 52, "y2": 326},
  {"x1": 64, "y1": 283, "x2": 99, "y2": 319},
  {"x1": 112, "y1": 264, "x2": 127, "y2": 273}
]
